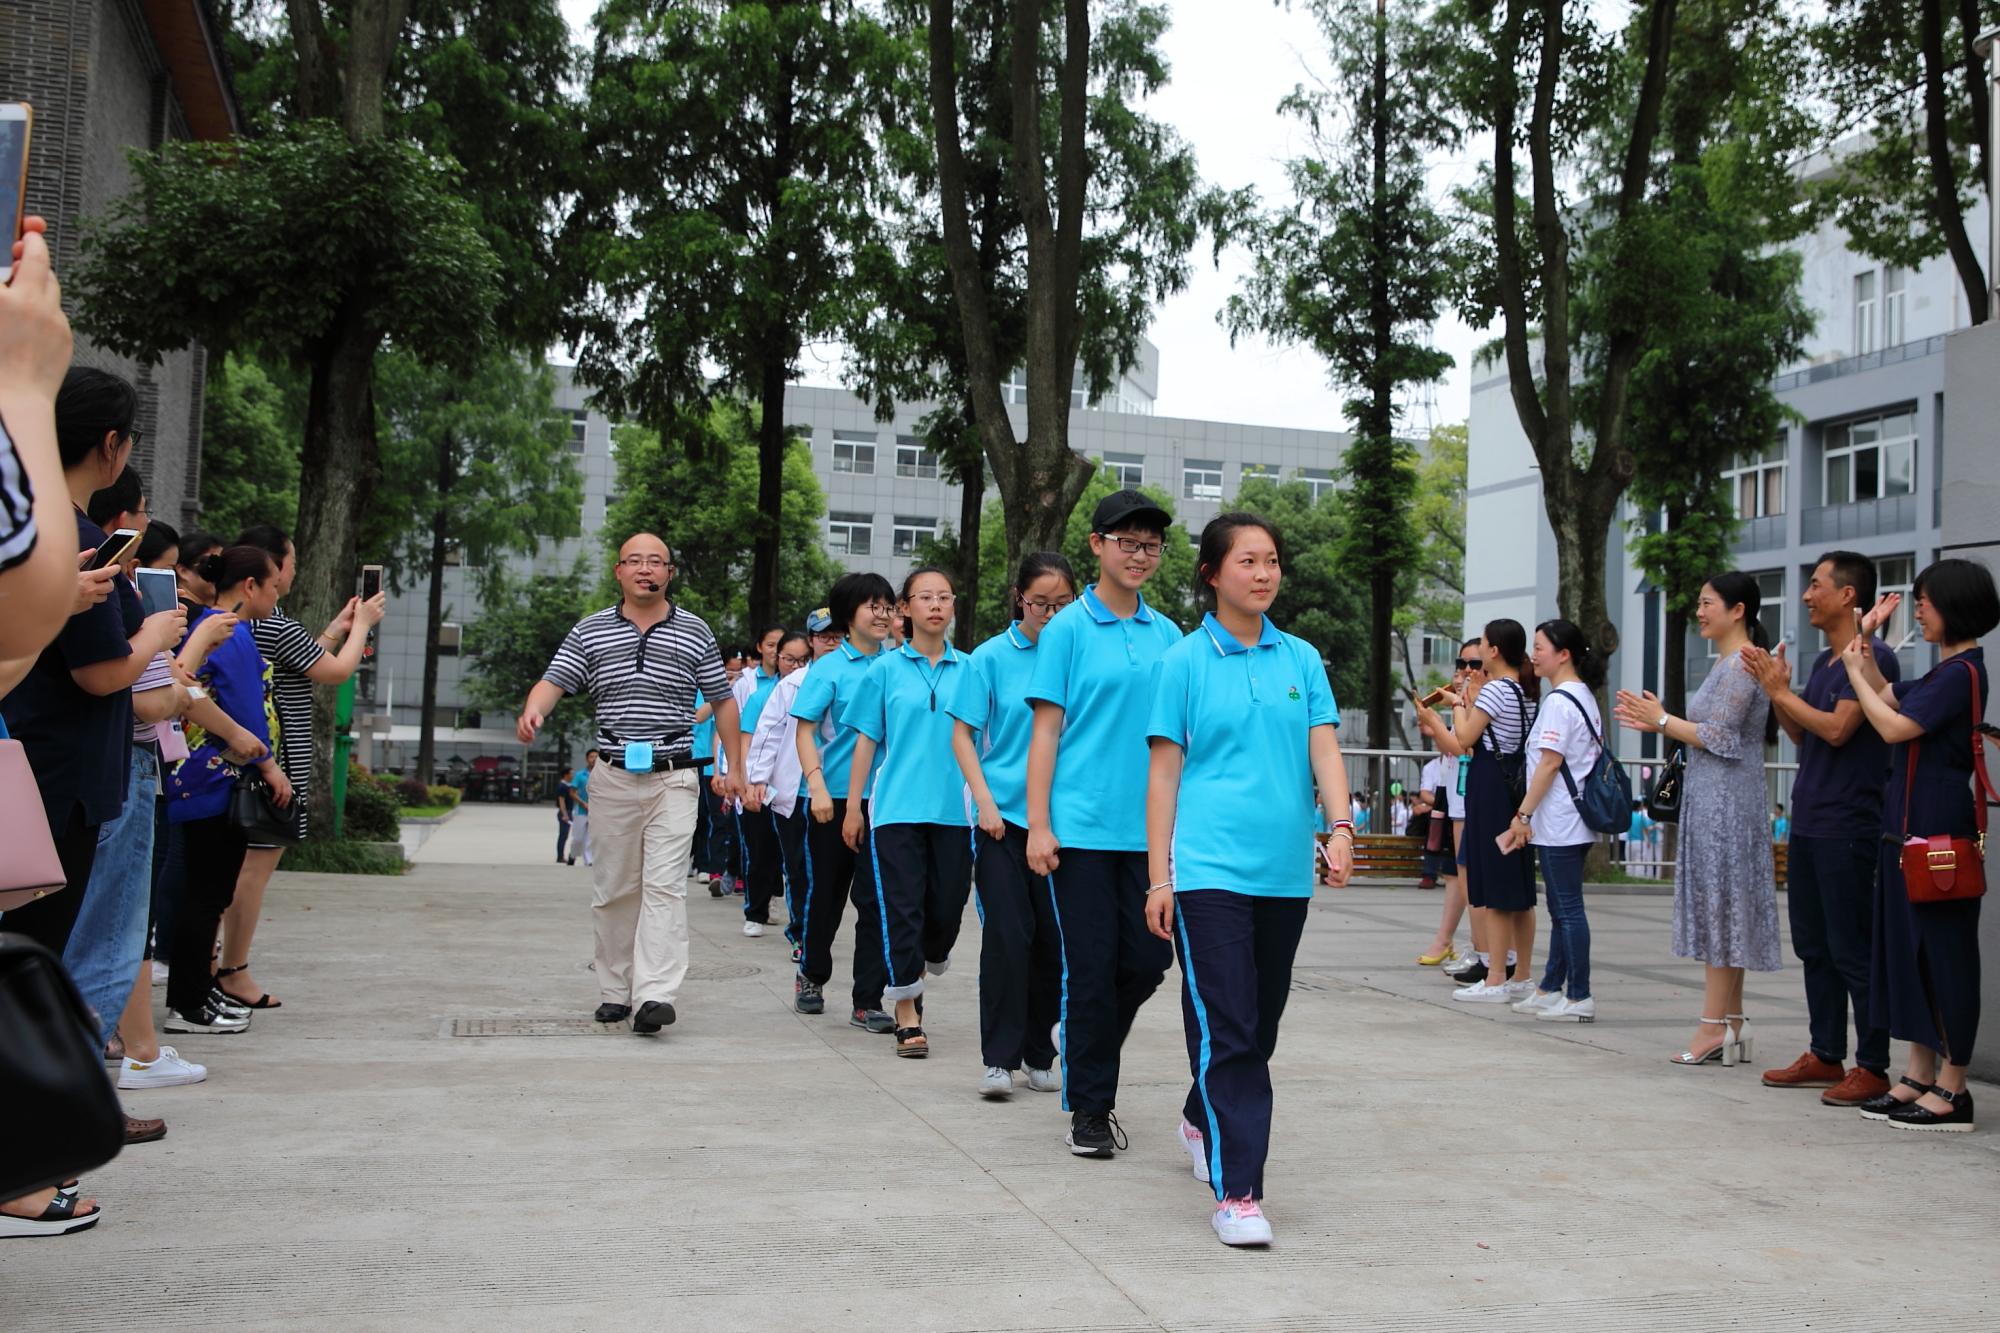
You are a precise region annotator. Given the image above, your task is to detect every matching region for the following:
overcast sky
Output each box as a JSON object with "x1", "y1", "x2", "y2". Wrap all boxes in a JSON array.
[{"x1": 556, "y1": 0, "x2": 1486, "y2": 435}]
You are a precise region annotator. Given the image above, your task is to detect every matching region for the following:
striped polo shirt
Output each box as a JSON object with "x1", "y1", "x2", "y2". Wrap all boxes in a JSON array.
[{"x1": 543, "y1": 601, "x2": 729, "y2": 756}]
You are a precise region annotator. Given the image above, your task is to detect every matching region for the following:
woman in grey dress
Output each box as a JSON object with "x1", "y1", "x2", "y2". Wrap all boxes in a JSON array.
[{"x1": 1615, "y1": 571, "x2": 1780, "y2": 1067}]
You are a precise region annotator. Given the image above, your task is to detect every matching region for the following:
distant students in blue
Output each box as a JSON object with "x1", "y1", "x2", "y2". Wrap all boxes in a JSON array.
[
  {"x1": 1025, "y1": 488, "x2": 1185, "y2": 1160},
  {"x1": 1144, "y1": 512, "x2": 1352, "y2": 1248},
  {"x1": 792, "y1": 573, "x2": 897, "y2": 1031},
  {"x1": 743, "y1": 612, "x2": 839, "y2": 952},
  {"x1": 841, "y1": 567, "x2": 972, "y2": 1058},
  {"x1": 731, "y1": 626, "x2": 785, "y2": 916},
  {"x1": 951, "y1": 552, "x2": 1078, "y2": 1099},
  {"x1": 738, "y1": 631, "x2": 812, "y2": 938}
]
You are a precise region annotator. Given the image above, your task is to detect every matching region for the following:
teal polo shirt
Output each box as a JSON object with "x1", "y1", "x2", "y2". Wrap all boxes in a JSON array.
[
  {"x1": 789, "y1": 639, "x2": 881, "y2": 800},
  {"x1": 692, "y1": 689, "x2": 715, "y2": 760},
  {"x1": 947, "y1": 622, "x2": 1039, "y2": 827},
  {"x1": 739, "y1": 666, "x2": 779, "y2": 734},
  {"x1": 841, "y1": 642, "x2": 971, "y2": 827},
  {"x1": 1147, "y1": 613, "x2": 1339, "y2": 897},
  {"x1": 1025, "y1": 584, "x2": 1183, "y2": 851}
]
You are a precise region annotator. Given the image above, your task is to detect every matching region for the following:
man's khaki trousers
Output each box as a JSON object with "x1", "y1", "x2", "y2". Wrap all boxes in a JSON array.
[{"x1": 588, "y1": 764, "x2": 700, "y2": 1006}]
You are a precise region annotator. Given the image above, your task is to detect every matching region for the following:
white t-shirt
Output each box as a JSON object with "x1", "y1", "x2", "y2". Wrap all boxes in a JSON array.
[
  {"x1": 1529, "y1": 681, "x2": 1602, "y2": 847},
  {"x1": 1419, "y1": 755, "x2": 1466, "y2": 821}
]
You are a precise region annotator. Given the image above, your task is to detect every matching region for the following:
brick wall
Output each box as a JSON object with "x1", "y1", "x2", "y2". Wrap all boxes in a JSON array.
[{"x1": 0, "y1": 0, "x2": 213, "y2": 529}]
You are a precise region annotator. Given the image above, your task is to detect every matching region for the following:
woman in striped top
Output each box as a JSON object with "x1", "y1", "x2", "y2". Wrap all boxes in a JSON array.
[{"x1": 216, "y1": 524, "x2": 384, "y2": 1010}]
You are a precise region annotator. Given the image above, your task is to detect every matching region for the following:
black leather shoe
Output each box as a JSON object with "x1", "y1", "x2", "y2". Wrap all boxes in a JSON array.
[
  {"x1": 1857, "y1": 1076, "x2": 1933, "y2": 1121},
  {"x1": 632, "y1": 1000, "x2": 676, "y2": 1034},
  {"x1": 593, "y1": 1003, "x2": 631, "y2": 1024},
  {"x1": 1887, "y1": 1088, "x2": 1973, "y2": 1133}
]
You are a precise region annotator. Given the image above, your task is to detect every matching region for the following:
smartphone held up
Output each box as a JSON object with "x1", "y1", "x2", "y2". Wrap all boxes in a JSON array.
[{"x1": 1, "y1": 102, "x2": 30, "y2": 283}]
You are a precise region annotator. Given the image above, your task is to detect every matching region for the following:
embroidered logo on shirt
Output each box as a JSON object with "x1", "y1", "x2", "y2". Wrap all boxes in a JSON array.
[{"x1": 1287, "y1": 686, "x2": 1300, "y2": 700}]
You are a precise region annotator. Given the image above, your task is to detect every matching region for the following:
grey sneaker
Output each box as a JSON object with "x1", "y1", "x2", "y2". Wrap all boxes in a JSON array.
[
  {"x1": 1025, "y1": 1066, "x2": 1061, "y2": 1094},
  {"x1": 794, "y1": 977, "x2": 824, "y2": 1015},
  {"x1": 851, "y1": 1008, "x2": 896, "y2": 1034},
  {"x1": 979, "y1": 1066, "x2": 1013, "y2": 1099}
]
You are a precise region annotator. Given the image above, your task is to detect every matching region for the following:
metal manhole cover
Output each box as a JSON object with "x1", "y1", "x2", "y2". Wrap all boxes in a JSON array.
[
  {"x1": 450, "y1": 1018, "x2": 630, "y2": 1037},
  {"x1": 688, "y1": 961, "x2": 760, "y2": 981}
]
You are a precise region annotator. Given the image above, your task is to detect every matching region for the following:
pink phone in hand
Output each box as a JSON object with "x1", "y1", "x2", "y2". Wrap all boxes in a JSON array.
[{"x1": 1318, "y1": 837, "x2": 1344, "y2": 880}]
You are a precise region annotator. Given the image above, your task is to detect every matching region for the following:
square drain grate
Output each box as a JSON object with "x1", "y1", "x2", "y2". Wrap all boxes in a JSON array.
[{"x1": 449, "y1": 1017, "x2": 631, "y2": 1037}]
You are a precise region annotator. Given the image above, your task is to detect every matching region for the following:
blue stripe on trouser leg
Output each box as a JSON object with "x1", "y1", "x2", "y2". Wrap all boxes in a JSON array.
[
  {"x1": 1174, "y1": 908, "x2": 1227, "y2": 1200},
  {"x1": 1045, "y1": 867, "x2": 1073, "y2": 1112},
  {"x1": 796, "y1": 812, "x2": 817, "y2": 973},
  {"x1": 866, "y1": 816, "x2": 903, "y2": 997}
]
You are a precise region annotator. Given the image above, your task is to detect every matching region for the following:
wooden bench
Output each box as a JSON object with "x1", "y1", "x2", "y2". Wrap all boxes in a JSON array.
[{"x1": 1317, "y1": 833, "x2": 1793, "y2": 886}]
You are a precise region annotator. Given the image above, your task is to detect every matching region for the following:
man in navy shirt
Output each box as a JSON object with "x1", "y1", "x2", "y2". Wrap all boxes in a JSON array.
[{"x1": 1742, "y1": 551, "x2": 1899, "y2": 1107}]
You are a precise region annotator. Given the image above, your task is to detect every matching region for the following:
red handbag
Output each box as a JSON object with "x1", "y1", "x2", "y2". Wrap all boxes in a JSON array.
[{"x1": 1899, "y1": 657, "x2": 1995, "y2": 905}]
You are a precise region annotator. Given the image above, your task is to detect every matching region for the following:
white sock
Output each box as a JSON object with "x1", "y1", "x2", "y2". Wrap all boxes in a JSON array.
[
  {"x1": 1506, "y1": 950, "x2": 1517, "y2": 965},
  {"x1": 1478, "y1": 952, "x2": 1491, "y2": 966}
]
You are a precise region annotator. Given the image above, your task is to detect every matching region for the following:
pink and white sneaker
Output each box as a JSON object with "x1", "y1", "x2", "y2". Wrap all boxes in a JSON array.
[
  {"x1": 1212, "y1": 1196, "x2": 1273, "y2": 1247},
  {"x1": 1178, "y1": 1119, "x2": 1210, "y2": 1184}
]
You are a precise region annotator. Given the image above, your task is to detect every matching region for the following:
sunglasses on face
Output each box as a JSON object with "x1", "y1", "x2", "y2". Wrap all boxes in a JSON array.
[{"x1": 1454, "y1": 659, "x2": 1481, "y2": 671}]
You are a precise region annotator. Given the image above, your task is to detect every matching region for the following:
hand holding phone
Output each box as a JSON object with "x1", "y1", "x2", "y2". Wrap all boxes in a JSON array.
[
  {"x1": 87, "y1": 528, "x2": 141, "y2": 572},
  {"x1": 1419, "y1": 687, "x2": 1449, "y2": 709},
  {"x1": 0, "y1": 103, "x2": 31, "y2": 284}
]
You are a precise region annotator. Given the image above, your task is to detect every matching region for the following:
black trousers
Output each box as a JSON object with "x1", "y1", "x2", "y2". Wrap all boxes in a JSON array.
[
  {"x1": 743, "y1": 805, "x2": 784, "y2": 923},
  {"x1": 799, "y1": 798, "x2": 886, "y2": 1010},
  {"x1": 166, "y1": 813, "x2": 249, "y2": 1015},
  {"x1": 773, "y1": 804, "x2": 809, "y2": 948},
  {"x1": 1789, "y1": 833, "x2": 1888, "y2": 1072},
  {"x1": 866, "y1": 819, "x2": 975, "y2": 1002},
  {"x1": 556, "y1": 812, "x2": 572, "y2": 862},
  {"x1": 695, "y1": 785, "x2": 737, "y2": 877},
  {"x1": 1048, "y1": 847, "x2": 1173, "y2": 1114},
  {"x1": 976, "y1": 822, "x2": 1061, "y2": 1071},
  {"x1": 1174, "y1": 890, "x2": 1309, "y2": 1202},
  {"x1": 2, "y1": 805, "x2": 100, "y2": 955}
]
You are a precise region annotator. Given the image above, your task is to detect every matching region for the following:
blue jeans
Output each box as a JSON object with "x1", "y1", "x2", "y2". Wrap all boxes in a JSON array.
[
  {"x1": 1536, "y1": 843, "x2": 1591, "y2": 1001},
  {"x1": 62, "y1": 747, "x2": 159, "y2": 1045}
]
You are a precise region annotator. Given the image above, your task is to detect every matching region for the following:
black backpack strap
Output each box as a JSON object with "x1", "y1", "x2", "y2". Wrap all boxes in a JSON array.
[{"x1": 1546, "y1": 688, "x2": 1603, "y2": 800}]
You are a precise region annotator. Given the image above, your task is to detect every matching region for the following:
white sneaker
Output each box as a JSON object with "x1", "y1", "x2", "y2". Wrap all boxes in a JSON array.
[
  {"x1": 1512, "y1": 989, "x2": 1563, "y2": 1013},
  {"x1": 742, "y1": 921, "x2": 764, "y2": 938},
  {"x1": 117, "y1": 1046, "x2": 208, "y2": 1089},
  {"x1": 1211, "y1": 1197, "x2": 1273, "y2": 1247},
  {"x1": 1537, "y1": 996, "x2": 1597, "y2": 1023},
  {"x1": 1025, "y1": 1066, "x2": 1061, "y2": 1093},
  {"x1": 1178, "y1": 1119, "x2": 1211, "y2": 1184},
  {"x1": 1452, "y1": 979, "x2": 1511, "y2": 1003},
  {"x1": 979, "y1": 1066, "x2": 1013, "y2": 1099}
]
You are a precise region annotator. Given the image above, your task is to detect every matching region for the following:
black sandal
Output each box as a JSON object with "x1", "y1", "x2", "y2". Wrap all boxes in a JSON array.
[
  {"x1": 214, "y1": 965, "x2": 282, "y2": 1009},
  {"x1": 895, "y1": 1027, "x2": 928, "y2": 1058},
  {"x1": 0, "y1": 1189, "x2": 101, "y2": 1238}
]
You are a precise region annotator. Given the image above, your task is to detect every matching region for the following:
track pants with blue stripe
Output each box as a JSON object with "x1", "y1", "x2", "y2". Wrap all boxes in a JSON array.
[
  {"x1": 1049, "y1": 849, "x2": 1173, "y2": 1114},
  {"x1": 800, "y1": 798, "x2": 887, "y2": 1010},
  {"x1": 868, "y1": 819, "x2": 975, "y2": 1002},
  {"x1": 1173, "y1": 889, "x2": 1309, "y2": 1202},
  {"x1": 773, "y1": 804, "x2": 810, "y2": 947},
  {"x1": 976, "y1": 823, "x2": 1061, "y2": 1071},
  {"x1": 743, "y1": 806, "x2": 783, "y2": 923}
]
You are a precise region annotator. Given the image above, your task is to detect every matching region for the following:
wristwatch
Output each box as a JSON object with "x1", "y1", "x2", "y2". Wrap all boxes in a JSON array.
[{"x1": 1655, "y1": 712, "x2": 1671, "y2": 731}]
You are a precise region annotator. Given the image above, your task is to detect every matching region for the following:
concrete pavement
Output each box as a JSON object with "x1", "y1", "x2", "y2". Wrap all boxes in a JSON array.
[{"x1": 10, "y1": 803, "x2": 1997, "y2": 1331}]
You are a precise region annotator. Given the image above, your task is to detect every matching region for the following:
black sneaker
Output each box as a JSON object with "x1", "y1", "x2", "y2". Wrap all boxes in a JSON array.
[
  {"x1": 850, "y1": 1008, "x2": 895, "y2": 1034},
  {"x1": 1066, "y1": 1111, "x2": 1127, "y2": 1158},
  {"x1": 632, "y1": 1000, "x2": 675, "y2": 1035},
  {"x1": 1886, "y1": 1088, "x2": 1974, "y2": 1133},
  {"x1": 163, "y1": 1003, "x2": 249, "y2": 1034},
  {"x1": 1450, "y1": 960, "x2": 1489, "y2": 986},
  {"x1": 795, "y1": 977, "x2": 824, "y2": 1014},
  {"x1": 593, "y1": 1002, "x2": 632, "y2": 1024},
  {"x1": 208, "y1": 986, "x2": 252, "y2": 1019}
]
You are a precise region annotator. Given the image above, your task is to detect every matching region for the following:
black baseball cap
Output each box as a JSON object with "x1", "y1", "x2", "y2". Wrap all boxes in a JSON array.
[{"x1": 1091, "y1": 488, "x2": 1172, "y2": 535}]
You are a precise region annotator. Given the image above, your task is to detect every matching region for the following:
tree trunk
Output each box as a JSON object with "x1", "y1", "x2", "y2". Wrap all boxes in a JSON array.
[
  {"x1": 751, "y1": 355, "x2": 786, "y2": 631},
  {"x1": 1663, "y1": 604, "x2": 1689, "y2": 720},
  {"x1": 955, "y1": 441, "x2": 983, "y2": 649},
  {"x1": 1363, "y1": 0, "x2": 1393, "y2": 752},
  {"x1": 415, "y1": 430, "x2": 454, "y2": 786},
  {"x1": 293, "y1": 299, "x2": 381, "y2": 829},
  {"x1": 1921, "y1": 0, "x2": 1990, "y2": 323}
]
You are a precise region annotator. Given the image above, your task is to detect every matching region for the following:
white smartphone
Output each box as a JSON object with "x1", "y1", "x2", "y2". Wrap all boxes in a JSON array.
[
  {"x1": 0, "y1": 103, "x2": 29, "y2": 283},
  {"x1": 134, "y1": 566, "x2": 179, "y2": 616}
]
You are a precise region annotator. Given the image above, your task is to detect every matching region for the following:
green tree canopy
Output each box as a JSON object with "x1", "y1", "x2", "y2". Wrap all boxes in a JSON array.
[
  {"x1": 197, "y1": 354, "x2": 303, "y2": 539},
  {"x1": 463, "y1": 563, "x2": 597, "y2": 759}
]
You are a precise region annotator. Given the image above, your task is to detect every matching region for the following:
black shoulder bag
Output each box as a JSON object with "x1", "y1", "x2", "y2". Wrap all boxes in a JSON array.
[{"x1": 0, "y1": 934, "x2": 126, "y2": 1198}]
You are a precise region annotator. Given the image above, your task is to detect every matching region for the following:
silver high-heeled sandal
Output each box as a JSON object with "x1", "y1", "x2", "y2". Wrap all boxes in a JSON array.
[
  {"x1": 1672, "y1": 1016, "x2": 1730, "y2": 1066},
  {"x1": 1726, "y1": 1013, "x2": 1753, "y2": 1065}
]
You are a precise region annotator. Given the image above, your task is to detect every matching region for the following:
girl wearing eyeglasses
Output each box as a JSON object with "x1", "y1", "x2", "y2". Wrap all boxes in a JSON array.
[
  {"x1": 840, "y1": 567, "x2": 972, "y2": 1058},
  {"x1": 950, "y1": 552, "x2": 1078, "y2": 1098}
]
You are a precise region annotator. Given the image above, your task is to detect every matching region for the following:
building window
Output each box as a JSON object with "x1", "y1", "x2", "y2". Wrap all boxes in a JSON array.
[
  {"x1": 1882, "y1": 265, "x2": 1906, "y2": 347},
  {"x1": 1183, "y1": 460, "x2": 1223, "y2": 501},
  {"x1": 1754, "y1": 571, "x2": 1784, "y2": 646},
  {"x1": 891, "y1": 515, "x2": 937, "y2": 558},
  {"x1": 1723, "y1": 440, "x2": 1786, "y2": 518},
  {"x1": 565, "y1": 409, "x2": 588, "y2": 455},
  {"x1": 1824, "y1": 411, "x2": 1916, "y2": 504},
  {"x1": 827, "y1": 511, "x2": 873, "y2": 555},
  {"x1": 1419, "y1": 633, "x2": 1457, "y2": 668},
  {"x1": 1853, "y1": 271, "x2": 1877, "y2": 354},
  {"x1": 1239, "y1": 462, "x2": 1279, "y2": 487},
  {"x1": 1001, "y1": 368, "x2": 1028, "y2": 405},
  {"x1": 832, "y1": 432, "x2": 876, "y2": 475},
  {"x1": 1878, "y1": 554, "x2": 1916, "y2": 645},
  {"x1": 438, "y1": 622, "x2": 462, "y2": 658},
  {"x1": 1104, "y1": 452, "x2": 1145, "y2": 488},
  {"x1": 895, "y1": 440, "x2": 940, "y2": 480},
  {"x1": 1298, "y1": 468, "x2": 1337, "y2": 502}
]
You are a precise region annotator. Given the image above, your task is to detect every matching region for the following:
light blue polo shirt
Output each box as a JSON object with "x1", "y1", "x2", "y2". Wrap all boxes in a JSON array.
[
  {"x1": 691, "y1": 689, "x2": 715, "y2": 760},
  {"x1": 1147, "y1": 613, "x2": 1338, "y2": 897},
  {"x1": 789, "y1": 639, "x2": 881, "y2": 800},
  {"x1": 1025, "y1": 584, "x2": 1183, "y2": 851},
  {"x1": 947, "y1": 622, "x2": 1039, "y2": 827},
  {"x1": 841, "y1": 642, "x2": 971, "y2": 827},
  {"x1": 740, "y1": 666, "x2": 779, "y2": 734}
]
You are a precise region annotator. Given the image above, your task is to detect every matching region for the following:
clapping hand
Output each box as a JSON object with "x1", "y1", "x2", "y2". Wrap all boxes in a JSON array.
[
  {"x1": 1739, "y1": 642, "x2": 1790, "y2": 697},
  {"x1": 1613, "y1": 688, "x2": 1664, "y2": 734},
  {"x1": 1859, "y1": 594, "x2": 1902, "y2": 639}
]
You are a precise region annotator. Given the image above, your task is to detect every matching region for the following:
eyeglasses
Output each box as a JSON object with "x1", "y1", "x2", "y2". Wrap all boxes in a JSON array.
[
  {"x1": 619, "y1": 556, "x2": 671, "y2": 569},
  {"x1": 1454, "y1": 659, "x2": 1481, "y2": 671},
  {"x1": 811, "y1": 631, "x2": 841, "y2": 642},
  {"x1": 907, "y1": 592, "x2": 956, "y2": 607},
  {"x1": 125, "y1": 429, "x2": 143, "y2": 450},
  {"x1": 1097, "y1": 534, "x2": 1164, "y2": 559},
  {"x1": 778, "y1": 653, "x2": 809, "y2": 669},
  {"x1": 1023, "y1": 597, "x2": 1075, "y2": 614}
]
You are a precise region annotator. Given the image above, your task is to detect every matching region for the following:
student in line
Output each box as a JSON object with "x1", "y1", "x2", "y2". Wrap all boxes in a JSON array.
[
  {"x1": 792, "y1": 573, "x2": 897, "y2": 1030},
  {"x1": 951, "y1": 552, "x2": 1077, "y2": 1099},
  {"x1": 1026, "y1": 488, "x2": 1184, "y2": 1159},
  {"x1": 745, "y1": 612, "x2": 839, "y2": 952},
  {"x1": 737, "y1": 630, "x2": 811, "y2": 938},
  {"x1": 1144, "y1": 512, "x2": 1352, "y2": 1248},
  {"x1": 1499, "y1": 619, "x2": 1605, "y2": 1023},
  {"x1": 734, "y1": 624, "x2": 791, "y2": 933},
  {"x1": 1421, "y1": 620, "x2": 1538, "y2": 1001},
  {"x1": 1840, "y1": 559, "x2": 1997, "y2": 1132},
  {"x1": 842, "y1": 567, "x2": 973, "y2": 1058}
]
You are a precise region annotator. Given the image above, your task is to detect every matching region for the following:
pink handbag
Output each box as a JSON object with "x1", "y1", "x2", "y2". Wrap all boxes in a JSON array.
[{"x1": 0, "y1": 736, "x2": 66, "y2": 912}]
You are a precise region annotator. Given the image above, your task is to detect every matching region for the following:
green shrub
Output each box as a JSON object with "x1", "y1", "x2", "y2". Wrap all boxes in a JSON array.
[
  {"x1": 427, "y1": 784, "x2": 461, "y2": 809},
  {"x1": 395, "y1": 775, "x2": 431, "y2": 807},
  {"x1": 283, "y1": 838, "x2": 407, "y2": 875},
  {"x1": 344, "y1": 763, "x2": 402, "y2": 841}
]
